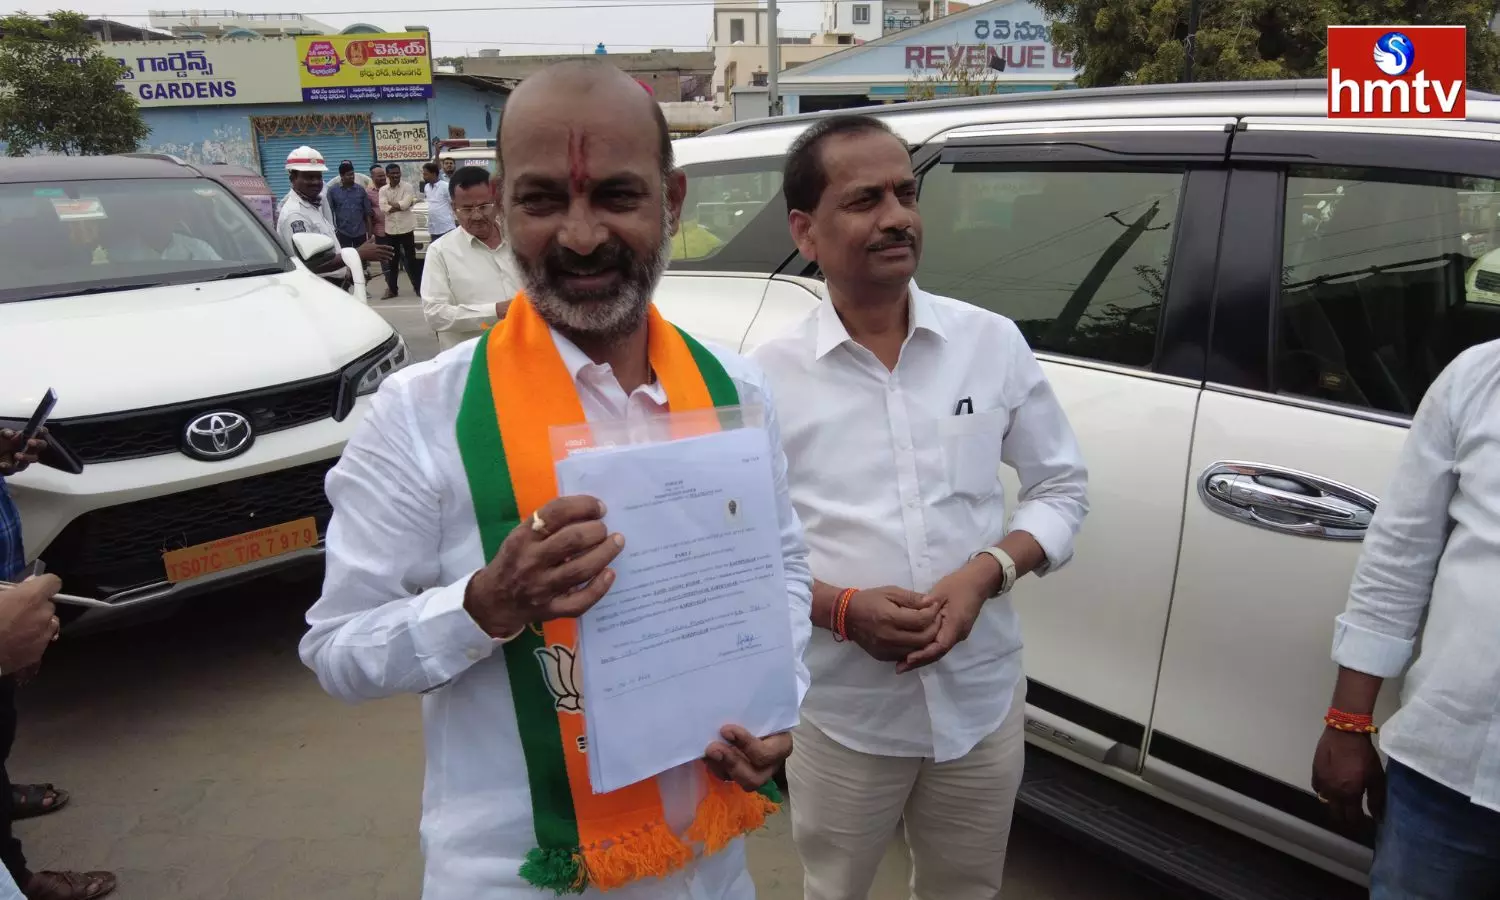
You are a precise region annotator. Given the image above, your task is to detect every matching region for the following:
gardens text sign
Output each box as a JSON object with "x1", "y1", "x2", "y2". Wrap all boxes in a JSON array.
[{"x1": 100, "y1": 40, "x2": 301, "y2": 107}]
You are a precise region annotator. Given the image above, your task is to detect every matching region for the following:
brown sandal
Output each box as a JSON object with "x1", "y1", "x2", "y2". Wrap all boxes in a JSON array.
[{"x1": 24, "y1": 870, "x2": 117, "y2": 900}]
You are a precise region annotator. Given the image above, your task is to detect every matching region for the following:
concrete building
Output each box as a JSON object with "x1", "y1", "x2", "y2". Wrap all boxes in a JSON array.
[
  {"x1": 773, "y1": 0, "x2": 1074, "y2": 115},
  {"x1": 461, "y1": 49, "x2": 713, "y2": 102},
  {"x1": 820, "y1": 0, "x2": 964, "y2": 43},
  {"x1": 145, "y1": 9, "x2": 335, "y2": 38},
  {"x1": 710, "y1": 0, "x2": 850, "y2": 104},
  {"x1": 78, "y1": 36, "x2": 509, "y2": 185}
]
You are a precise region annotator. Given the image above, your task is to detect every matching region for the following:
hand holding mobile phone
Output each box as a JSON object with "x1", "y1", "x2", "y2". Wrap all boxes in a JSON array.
[{"x1": 17, "y1": 389, "x2": 57, "y2": 445}]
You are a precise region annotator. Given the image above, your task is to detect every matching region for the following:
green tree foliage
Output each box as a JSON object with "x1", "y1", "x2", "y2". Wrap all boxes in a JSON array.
[
  {"x1": 1031, "y1": 0, "x2": 1500, "y2": 91},
  {"x1": 0, "y1": 11, "x2": 149, "y2": 156}
]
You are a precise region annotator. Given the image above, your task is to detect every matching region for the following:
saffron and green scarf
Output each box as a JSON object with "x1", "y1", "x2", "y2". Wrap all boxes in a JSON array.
[{"x1": 454, "y1": 293, "x2": 782, "y2": 894}]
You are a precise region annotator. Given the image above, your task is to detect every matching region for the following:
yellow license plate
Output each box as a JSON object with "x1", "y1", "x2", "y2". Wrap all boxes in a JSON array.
[{"x1": 162, "y1": 517, "x2": 320, "y2": 584}]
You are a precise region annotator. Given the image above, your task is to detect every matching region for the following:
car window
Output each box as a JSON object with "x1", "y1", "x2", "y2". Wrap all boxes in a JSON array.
[
  {"x1": 915, "y1": 164, "x2": 1183, "y2": 368},
  {"x1": 1275, "y1": 166, "x2": 1500, "y2": 416},
  {"x1": 0, "y1": 178, "x2": 289, "y2": 303},
  {"x1": 672, "y1": 166, "x2": 784, "y2": 263}
]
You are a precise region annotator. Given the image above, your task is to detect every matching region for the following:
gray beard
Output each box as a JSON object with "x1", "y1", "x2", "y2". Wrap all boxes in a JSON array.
[{"x1": 506, "y1": 199, "x2": 674, "y2": 345}]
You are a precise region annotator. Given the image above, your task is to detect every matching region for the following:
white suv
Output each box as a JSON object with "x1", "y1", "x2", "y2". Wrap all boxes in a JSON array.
[
  {"x1": 651, "y1": 79, "x2": 1500, "y2": 897},
  {"x1": 1, "y1": 155, "x2": 409, "y2": 630}
]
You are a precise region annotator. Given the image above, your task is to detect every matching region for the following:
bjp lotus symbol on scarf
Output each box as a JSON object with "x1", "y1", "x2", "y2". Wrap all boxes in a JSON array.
[{"x1": 535, "y1": 644, "x2": 583, "y2": 714}]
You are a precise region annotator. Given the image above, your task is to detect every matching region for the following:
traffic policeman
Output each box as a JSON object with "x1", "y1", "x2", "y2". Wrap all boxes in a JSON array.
[{"x1": 278, "y1": 146, "x2": 390, "y2": 279}]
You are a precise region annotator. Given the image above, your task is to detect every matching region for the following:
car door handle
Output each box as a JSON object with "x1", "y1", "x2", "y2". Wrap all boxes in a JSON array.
[{"x1": 1198, "y1": 461, "x2": 1379, "y2": 541}]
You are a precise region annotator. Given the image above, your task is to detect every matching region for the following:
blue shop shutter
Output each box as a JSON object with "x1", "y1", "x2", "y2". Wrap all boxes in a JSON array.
[{"x1": 256, "y1": 129, "x2": 375, "y2": 186}]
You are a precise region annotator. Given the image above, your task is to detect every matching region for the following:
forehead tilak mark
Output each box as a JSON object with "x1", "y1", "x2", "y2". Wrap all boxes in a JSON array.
[{"x1": 568, "y1": 128, "x2": 590, "y2": 194}]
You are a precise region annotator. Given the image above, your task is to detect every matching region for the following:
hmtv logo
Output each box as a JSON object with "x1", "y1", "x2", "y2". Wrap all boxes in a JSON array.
[{"x1": 1327, "y1": 26, "x2": 1467, "y2": 119}]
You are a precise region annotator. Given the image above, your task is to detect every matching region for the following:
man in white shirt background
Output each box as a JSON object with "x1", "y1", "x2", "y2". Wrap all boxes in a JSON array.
[
  {"x1": 301, "y1": 59, "x2": 807, "y2": 900},
  {"x1": 276, "y1": 145, "x2": 390, "y2": 279},
  {"x1": 1313, "y1": 342, "x2": 1500, "y2": 898},
  {"x1": 421, "y1": 161, "x2": 457, "y2": 244},
  {"x1": 420, "y1": 165, "x2": 523, "y2": 350},
  {"x1": 751, "y1": 114, "x2": 1090, "y2": 900},
  {"x1": 378, "y1": 163, "x2": 422, "y2": 299}
]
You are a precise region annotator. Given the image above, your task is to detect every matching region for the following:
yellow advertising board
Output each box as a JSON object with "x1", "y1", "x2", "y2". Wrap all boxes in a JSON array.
[{"x1": 296, "y1": 32, "x2": 432, "y2": 103}]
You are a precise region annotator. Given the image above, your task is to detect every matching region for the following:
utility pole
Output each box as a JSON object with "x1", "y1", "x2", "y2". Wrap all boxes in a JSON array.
[
  {"x1": 766, "y1": 0, "x2": 781, "y2": 115},
  {"x1": 1181, "y1": 0, "x2": 1202, "y2": 82}
]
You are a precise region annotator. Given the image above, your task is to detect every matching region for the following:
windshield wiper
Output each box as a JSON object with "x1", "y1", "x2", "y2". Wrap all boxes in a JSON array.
[
  {"x1": 210, "y1": 264, "x2": 290, "y2": 281},
  {"x1": 17, "y1": 283, "x2": 164, "y2": 302}
]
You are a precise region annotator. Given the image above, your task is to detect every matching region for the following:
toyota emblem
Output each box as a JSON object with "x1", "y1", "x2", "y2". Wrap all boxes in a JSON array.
[{"x1": 183, "y1": 411, "x2": 254, "y2": 460}]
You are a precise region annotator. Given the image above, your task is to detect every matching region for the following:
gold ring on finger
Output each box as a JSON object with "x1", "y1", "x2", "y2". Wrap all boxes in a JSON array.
[
  {"x1": 49, "y1": 616, "x2": 60, "y2": 642},
  {"x1": 1316, "y1": 793, "x2": 1330, "y2": 804},
  {"x1": 531, "y1": 510, "x2": 549, "y2": 537}
]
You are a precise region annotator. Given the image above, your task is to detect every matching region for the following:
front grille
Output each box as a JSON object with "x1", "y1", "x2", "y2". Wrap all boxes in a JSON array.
[
  {"x1": 48, "y1": 376, "x2": 341, "y2": 464},
  {"x1": 40, "y1": 459, "x2": 337, "y2": 598},
  {"x1": 1477, "y1": 270, "x2": 1500, "y2": 294}
]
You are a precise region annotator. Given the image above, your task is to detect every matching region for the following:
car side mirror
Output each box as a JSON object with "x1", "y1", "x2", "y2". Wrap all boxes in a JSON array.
[{"x1": 291, "y1": 232, "x2": 338, "y2": 270}]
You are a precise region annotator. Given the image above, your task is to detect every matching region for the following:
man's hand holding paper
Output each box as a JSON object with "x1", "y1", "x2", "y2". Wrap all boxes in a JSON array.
[{"x1": 556, "y1": 421, "x2": 802, "y2": 794}]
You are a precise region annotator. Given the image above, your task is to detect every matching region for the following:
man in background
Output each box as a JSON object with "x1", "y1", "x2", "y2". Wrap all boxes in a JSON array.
[
  {"x1": 378, "y1": 163, "x2": 421, "y2": 299},
  {"x1": 365, "y1": 165, "x2": 389, "y2": 282},
  {"x1": 1314, "y1": 341, "x2": 1500, "y2": 898},
  {"x1": 421, "y1": 162, "x2": 456, "y2": 244},
  {"x1": 439, "y1": 156, "x2": 456, "y2": 178},
  {"x1": 326, "y1": 161, "x2": 374, "y2": 251},
  {"x1": 420, "y1": 165, "x2": 522, "y2": 351},
  {"x1": 0, "y1": 429, "x2": 117, "y2": 900}
]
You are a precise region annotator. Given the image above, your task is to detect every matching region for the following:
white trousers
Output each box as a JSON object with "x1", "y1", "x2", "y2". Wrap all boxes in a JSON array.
[{"x1": 786, "y1": 680, "x2": 1027, "y2": 900}]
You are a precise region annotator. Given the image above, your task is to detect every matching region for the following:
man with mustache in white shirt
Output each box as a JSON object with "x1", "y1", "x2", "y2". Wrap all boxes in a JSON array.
[{"x1": 751, "y1": 114, "x2": 1090, "y2": 900}]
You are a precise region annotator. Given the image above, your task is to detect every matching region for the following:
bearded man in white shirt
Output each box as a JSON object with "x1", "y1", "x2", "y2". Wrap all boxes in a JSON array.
[
  {"x1": 301, "y1": 59, "x2": 809, "y2": 900},
  {"x1": 420, "y1": 164, "x2": 523, "y2": 350},
  {"x1": 1313, "y1": 343, "x2": 1500, "y2": 899},
  {"x1": 750, "y1": 114, "x2": 1090, "y2": 900}
]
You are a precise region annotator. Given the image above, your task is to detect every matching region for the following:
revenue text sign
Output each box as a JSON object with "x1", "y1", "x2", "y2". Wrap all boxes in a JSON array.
[
  {"x1": 297, "y1": 33, "x2": 434, "y2": 102},
  {"x1": 94, "y1": 39, "x2": 302, "y2": 107}
]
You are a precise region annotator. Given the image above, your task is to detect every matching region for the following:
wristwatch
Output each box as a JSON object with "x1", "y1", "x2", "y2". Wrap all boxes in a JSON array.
[{"x1": 970, "y1": 547, "x2": 1017, "y2": 597}]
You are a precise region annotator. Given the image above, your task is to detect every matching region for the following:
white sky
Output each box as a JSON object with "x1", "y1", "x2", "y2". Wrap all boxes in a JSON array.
[{"x1": 29, "y1": 0, "x2": 827, "y2": 56}]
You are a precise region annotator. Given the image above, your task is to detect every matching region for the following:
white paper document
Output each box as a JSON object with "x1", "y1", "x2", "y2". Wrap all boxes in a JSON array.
[{"x1": 555, "y1": 426, "x2": 799, "y2": 794}]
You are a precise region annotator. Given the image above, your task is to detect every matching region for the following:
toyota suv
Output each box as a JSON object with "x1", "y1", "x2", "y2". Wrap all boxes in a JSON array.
[
  {"x1": 0, "y1": 155, "x2": 409, "y2": 630},
  {"x1": 648, "y1": 79, "x2": 1500, "y2": 898}
]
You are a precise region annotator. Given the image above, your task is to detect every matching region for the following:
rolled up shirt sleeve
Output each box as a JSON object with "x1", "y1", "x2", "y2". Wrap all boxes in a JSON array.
[
  {"x1": 299, "y1": 378, "x2": 497, "y2": 702},
  {"x1": 1333, "y1": 364, "x2": 1459, "y2": 678},
  {"x1": 999, "y1": 322, "x2": 1090, "y2": 573}
]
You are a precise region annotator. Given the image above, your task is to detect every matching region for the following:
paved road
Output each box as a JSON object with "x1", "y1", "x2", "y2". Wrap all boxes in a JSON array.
[
  {"x1": 14, "y1": 583, "x2": 1161, "y2": 900},
  {"x1": 4, "y1": 302, "x2": 1162, "y2": 899}
]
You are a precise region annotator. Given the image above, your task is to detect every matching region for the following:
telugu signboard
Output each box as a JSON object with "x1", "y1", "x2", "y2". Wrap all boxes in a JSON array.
[
  {"x1": 296, "y1": 33, "x2": 434, "y2": 102},
  {"x1": 92, "y1": 39, "x2": 302, "y2": 107},
  {"x1": 373, "y1": 121, "x2": 432, "y2": 161}
]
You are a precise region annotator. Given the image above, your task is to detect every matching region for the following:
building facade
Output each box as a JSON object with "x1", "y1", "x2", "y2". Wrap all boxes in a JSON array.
[
  {"x1": 710, "y1": 0, "x2": 849, "y2": 104},
  {"x1": 93, "y1": 37, "x2": 508, "y2": 184},
  {"x1": 776, "y1": 0, "x2": 1074, "y2": 115},
  {"x1": 462, "y1": 49, "x2": 712, "y2": 102}
]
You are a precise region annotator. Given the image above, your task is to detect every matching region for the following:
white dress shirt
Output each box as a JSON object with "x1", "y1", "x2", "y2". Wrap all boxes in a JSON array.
[
  {"x1": 301, "y1": 328, "x2": 813, "y2": 899},
  {"x1": 424, "y1": 178, "x2": 456, "y2": 236},
  {"x1": 276, "y1": 191, "x2": 337, "y2": 247},
  {"x1": 1333, "y1": 339, "x2": 1500, "y2": 811},
  {"x1": 380, "y1": 182, "x2": 419, "y2": 235},
  {"x1": 750, "y1": 284, "x2": 1088, "y2": 763},
  {"x1": 419, "y1": 228, "x2": 524, "y2": 350}
]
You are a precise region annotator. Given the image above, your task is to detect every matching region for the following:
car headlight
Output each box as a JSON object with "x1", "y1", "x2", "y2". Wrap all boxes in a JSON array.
[{"x1": 336, "y1": 335, "x2": 410, "y2": 419}]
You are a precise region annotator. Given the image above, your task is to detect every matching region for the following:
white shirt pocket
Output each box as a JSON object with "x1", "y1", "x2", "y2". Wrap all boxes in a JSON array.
[{"x1": 937, "y1": 409, "x2": 1007, "y2": 500}]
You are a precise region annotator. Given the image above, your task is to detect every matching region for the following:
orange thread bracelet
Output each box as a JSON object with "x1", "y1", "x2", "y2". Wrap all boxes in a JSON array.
[
  {"x1": 832, "y1": 588, "x2": 856, "y2": 642},
  {"x1": 1325, "y1": 707, "x2": 1378, "y2": 734}
]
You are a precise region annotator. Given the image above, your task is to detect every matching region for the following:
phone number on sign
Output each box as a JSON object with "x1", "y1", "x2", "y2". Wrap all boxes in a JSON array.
[{"x1": 163, "y1": 520, "x2": 319, "y2": 583}]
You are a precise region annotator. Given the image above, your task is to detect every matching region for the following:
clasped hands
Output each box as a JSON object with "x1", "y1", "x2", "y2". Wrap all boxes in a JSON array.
[
  {"x1": 840, "y1": 557, "x2": 998, "y2": 674},
  {"x1": 462, "y1": 495, "x2": 790, "y2": 791}
]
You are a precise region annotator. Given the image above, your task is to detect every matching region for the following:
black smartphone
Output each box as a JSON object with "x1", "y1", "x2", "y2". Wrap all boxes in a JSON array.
[{"x1": 17, "y1": 389, "x2": 56, "y2": 445}]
